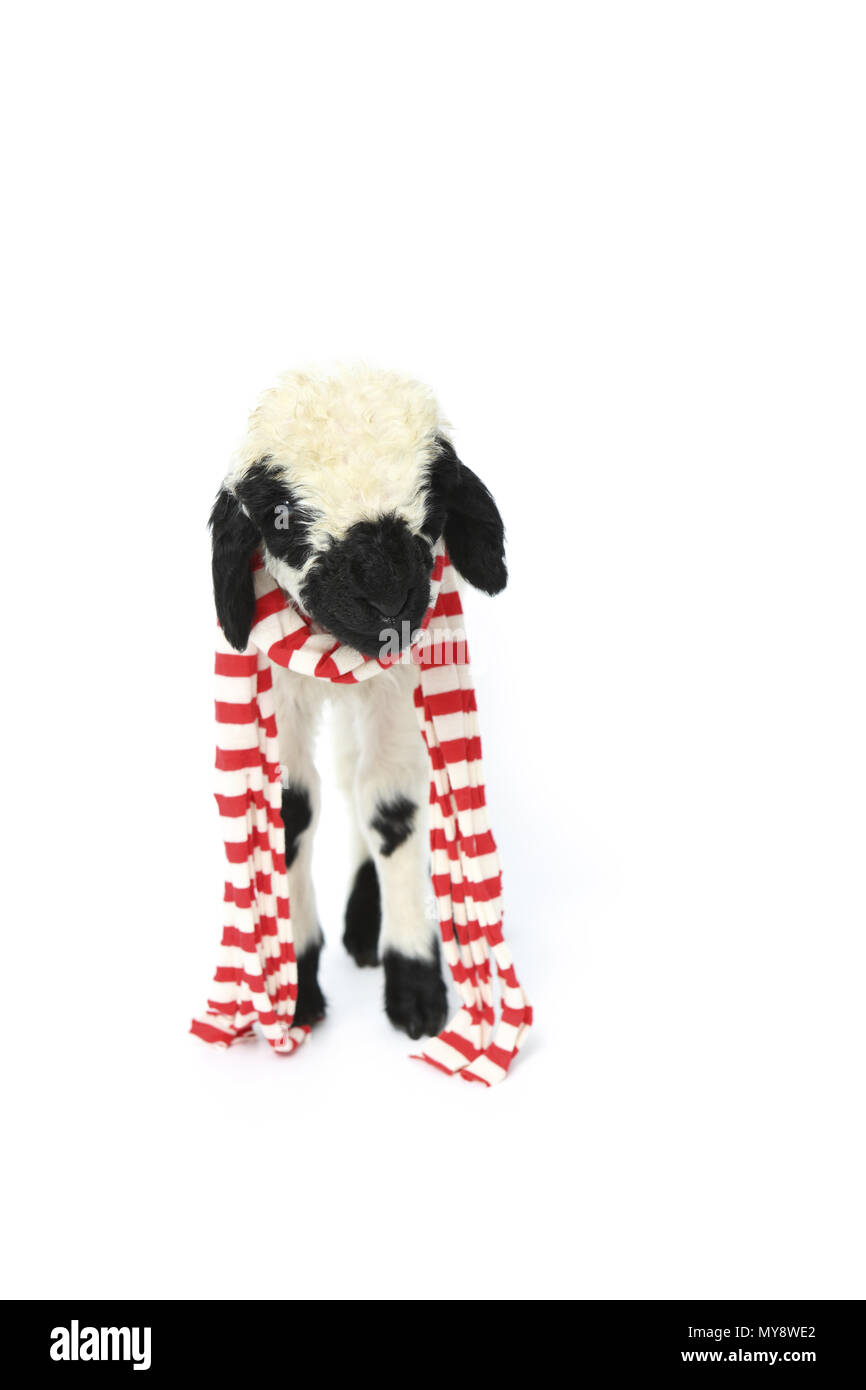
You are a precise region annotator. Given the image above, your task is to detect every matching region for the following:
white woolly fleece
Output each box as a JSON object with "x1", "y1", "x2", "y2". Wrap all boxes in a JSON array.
[{"x1": 228, "y1": 364, "x2": 451, "y2": 555}]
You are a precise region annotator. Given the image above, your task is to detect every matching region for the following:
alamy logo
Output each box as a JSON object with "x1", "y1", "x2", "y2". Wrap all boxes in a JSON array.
[
  {"x1": 378, "y1": 622, "x2": 468, "y2": 666},
  {"x1": 50, "y1": 1320, "x2": 151, "y2": 1371}
]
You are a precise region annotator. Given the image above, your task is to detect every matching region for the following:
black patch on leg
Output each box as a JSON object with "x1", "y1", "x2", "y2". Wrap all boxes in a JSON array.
[
  {"x1": 370, "y1": 796, "x2": 416, "y2": 857},
  {"x1": 293, "y1": 940, "x2": 326, "y2": 1027},
  {"x1": 343, "y1": 859, "x2": 381, "y2": 967},
  {"x1": 383, "y1": 947, "x2": 448, "y2": 1041},
  {"x1": 281, "y1": 783, "x2": 312, "y2": 869}
]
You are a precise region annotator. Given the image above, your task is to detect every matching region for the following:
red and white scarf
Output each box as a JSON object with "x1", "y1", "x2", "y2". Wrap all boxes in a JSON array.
[{"x1": 191, "y1": 540, "x2": 532, "y2": 1085}]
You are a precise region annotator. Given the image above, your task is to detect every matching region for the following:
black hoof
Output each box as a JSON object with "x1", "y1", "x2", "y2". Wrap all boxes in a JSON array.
[
  {"x1": 293, "y1": 941, "x2": 326, "y2": 1027},
  {"x1": 344, "y1": 859, "x2": 381, "y2": 967},
  {"x1": 383, "y1": 949, "x2": 448, "y2": 1040}
]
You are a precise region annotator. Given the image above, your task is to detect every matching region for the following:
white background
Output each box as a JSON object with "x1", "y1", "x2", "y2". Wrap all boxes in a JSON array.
[{"x1": 2, "y1": 1, "x2": 864, "y2": 1300}]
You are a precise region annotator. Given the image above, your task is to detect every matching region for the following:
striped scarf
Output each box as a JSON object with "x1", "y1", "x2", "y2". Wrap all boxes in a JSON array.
[{"x1": 191, "y1": 539, "x2": 532, "y2": 1085}]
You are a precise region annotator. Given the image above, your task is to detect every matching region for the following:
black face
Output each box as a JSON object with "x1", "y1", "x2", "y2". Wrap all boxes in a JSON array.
[
  {"x1": 231, "y1": 458, "x2": 437, "y2": 657},
  {"x1": 301, "y1": 516, "x2": 435, "y2": 657},
  {"x1": 210, "y1": 439, "x2": 506, "y2": 655}
]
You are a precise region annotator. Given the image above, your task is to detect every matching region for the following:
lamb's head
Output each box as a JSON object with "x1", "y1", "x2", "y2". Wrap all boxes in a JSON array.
[{"x1": 210, "y1": 366, "x2": 507, "y2": 655}]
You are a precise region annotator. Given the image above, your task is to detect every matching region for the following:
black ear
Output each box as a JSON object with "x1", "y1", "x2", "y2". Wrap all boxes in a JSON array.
[
  {"x1": 209, "y1": 487, "x2": 260, "y2": 650},
  {"x1": 434, "y1": 440, "x2": 507, "y2": 594}
]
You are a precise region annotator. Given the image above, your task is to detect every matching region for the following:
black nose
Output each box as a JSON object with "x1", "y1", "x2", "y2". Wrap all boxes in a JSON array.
[{"x1": 367, "y1": 586, "x2": 408, "y2": 619}]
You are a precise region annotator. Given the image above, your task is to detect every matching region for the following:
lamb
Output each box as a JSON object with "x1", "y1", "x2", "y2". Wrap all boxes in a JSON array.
[{"x1": 209, "y1": 364, "x2": 507, "y2": 1039}]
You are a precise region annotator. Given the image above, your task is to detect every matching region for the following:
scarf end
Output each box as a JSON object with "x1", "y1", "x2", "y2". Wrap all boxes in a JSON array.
[
  {"x1": 190, "y1": 1012, "x2": 311, "y2": 1055},
  {"x1": 190, "y1": 1013, "x2": 256, "y2": 1048},
  {"x1": 265, "y1": 1023, "x2": 311, "y2": 1054},
  {"x1": 411, "y1": 1003, "x2": 532, "y2": 1084}
]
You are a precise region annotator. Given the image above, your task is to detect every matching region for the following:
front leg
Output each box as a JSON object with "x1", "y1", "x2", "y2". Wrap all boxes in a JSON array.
[
  {"x1": 353, "y1": 669, "x2": 448, "y2": 1040},
  {"x1": 271, "y1": 669, "x2": 326, "y2": 1027}
]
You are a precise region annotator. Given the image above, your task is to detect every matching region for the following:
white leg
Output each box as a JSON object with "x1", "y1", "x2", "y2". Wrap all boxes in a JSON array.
[
  {"x1": 351, "y1": 667, "x2": 447, "y2": 1039},
  {"x1": 332, "y1": 693, "x2": 368, "y2": 878},
  {"x1": 352, "y1": 667, "x2": 432, "y2": 957},
  {"x1": 271, "y1": 668, "x2": 326, "y2": 1023},
  {"x1": 333, "y1": 693, "x2": 382, "y2": 966}
]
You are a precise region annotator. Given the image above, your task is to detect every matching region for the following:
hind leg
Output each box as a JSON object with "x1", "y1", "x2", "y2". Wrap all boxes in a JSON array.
[{"x1": 344, "y1": 859, "x2": 382, "y2": 966}]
